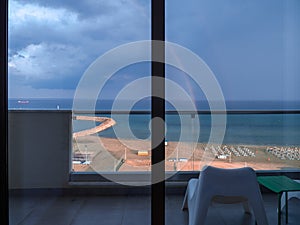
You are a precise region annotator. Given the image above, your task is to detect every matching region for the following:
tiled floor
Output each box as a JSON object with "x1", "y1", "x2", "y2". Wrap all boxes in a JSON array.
[{"x1": 9, "y1": 192, "x2": 300, "y2": 225}]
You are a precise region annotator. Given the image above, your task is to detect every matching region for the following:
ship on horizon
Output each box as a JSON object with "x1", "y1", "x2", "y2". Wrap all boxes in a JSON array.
[{"x1": 17, "y1": 100, "x2": 29, "y2": 104}]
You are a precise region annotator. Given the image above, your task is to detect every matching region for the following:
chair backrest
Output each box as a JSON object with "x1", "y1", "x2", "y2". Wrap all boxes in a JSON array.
[
  {"x1": 191, "y1": 165, "x2": 269, "y2": 225},
  {"x1": 199, "y1": 165, "x2": 258, "y2": 197}
]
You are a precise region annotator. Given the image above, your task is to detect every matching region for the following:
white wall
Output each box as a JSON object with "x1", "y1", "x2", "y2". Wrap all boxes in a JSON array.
[{"x1": 8, "y1": 111, "x2": 71, "y2": 189}]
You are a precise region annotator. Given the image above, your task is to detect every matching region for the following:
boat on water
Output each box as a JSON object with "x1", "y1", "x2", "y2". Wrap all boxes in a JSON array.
[{"x1": 17, "y1": 100, "x2": 29, "y2": 104}]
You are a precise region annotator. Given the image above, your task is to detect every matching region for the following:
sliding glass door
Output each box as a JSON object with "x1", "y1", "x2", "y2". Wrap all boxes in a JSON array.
[{"x1": 5, "y1": 0, "x2": 300, "y2": 225}]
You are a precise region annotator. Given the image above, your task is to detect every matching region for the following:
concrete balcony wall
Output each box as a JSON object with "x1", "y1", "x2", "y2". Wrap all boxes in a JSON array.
[{"x1": 8, "y1": 111, "x2": 72, "y2": 189}]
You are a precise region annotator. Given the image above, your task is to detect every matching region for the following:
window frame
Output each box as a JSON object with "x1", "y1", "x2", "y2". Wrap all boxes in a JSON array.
[
  {"x1": 0, "y1": 0, "x2": 8, "y2": 224},
  {"x1": 4, "y1": 1, "x2": 300, "y2": 225}
]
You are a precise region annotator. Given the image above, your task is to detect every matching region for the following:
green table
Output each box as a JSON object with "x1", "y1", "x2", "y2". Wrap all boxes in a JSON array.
[{"x1": 257, "y1": 175, "x2": 300, "y2": 225}]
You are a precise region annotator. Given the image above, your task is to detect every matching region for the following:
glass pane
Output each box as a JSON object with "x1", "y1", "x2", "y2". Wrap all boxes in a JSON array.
[
  {"x1": 8, "y1": 0, "x2": 151, "y2": 175},
  {"x1": 72, "y1": 62, "x2": 152, "y2": 174},
  {"x1": 9, "y1": 1, "x2": 151, "y2": 225},
  {"x1": 166, "y1": 0, "x2": 300, "y2": 171}
]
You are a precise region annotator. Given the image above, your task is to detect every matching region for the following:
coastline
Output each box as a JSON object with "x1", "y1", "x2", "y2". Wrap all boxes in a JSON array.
[{"x1": 73, "y1": 136, "x2": 300, "y2": 172}]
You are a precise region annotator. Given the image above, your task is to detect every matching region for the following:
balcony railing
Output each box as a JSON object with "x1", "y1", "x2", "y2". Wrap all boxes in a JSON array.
[{"x1": 8, "y1": 110, "x2": 300, "y2": 189}]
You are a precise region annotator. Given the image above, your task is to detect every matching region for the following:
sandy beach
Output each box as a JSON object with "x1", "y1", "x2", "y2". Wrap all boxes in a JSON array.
[
  {"x1": 72, "y1": 115, "x2": 300, "y2": 172},
  {"x1": 73, "y1": 135, "x2": 300, "y2": 172}
]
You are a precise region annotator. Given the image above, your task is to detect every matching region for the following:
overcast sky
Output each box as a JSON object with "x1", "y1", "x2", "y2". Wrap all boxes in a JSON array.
[{"x1": 8, "y1": 0, "x2": 300, "y2": 102}]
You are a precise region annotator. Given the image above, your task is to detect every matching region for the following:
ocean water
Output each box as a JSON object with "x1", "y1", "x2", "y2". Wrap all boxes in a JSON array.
[
  {"x1": 9, "y1": 98, "x2": 300, "y2": 146},
  {"x1": 91, "y1": 113, "x2": 300, "y2": 146}
]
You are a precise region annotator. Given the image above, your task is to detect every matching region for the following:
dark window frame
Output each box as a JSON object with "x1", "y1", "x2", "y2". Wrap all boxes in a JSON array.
[{"x1": 0, "y1": 0, "x2": 8, "y2": 224}]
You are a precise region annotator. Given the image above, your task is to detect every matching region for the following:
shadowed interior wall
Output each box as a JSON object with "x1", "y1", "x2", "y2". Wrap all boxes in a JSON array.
[{"x1": 8, "y1": 111, "x2": 71, "y2": 189}]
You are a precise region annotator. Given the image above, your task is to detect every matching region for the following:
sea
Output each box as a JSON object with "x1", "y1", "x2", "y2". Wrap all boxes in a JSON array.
[{"x1": 8, "y1": 98, "x2": 300, "y2": 146}]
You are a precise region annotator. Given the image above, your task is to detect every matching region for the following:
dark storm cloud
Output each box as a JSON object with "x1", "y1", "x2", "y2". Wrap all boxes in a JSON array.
[
  {"x1": 14, "y1": 0, "x2": 138, "y2": 19},
  {"x1": 8, "y1": 0, "x2": 300, "y2": 101},
  {"x1": 8, "y1": 0, "x2": 150, "y2": 96}
]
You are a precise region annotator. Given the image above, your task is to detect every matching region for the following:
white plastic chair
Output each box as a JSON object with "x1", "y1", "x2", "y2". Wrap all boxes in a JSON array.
[{"x1": 182, "y1": 166, "x2": 269, "y2": 225}]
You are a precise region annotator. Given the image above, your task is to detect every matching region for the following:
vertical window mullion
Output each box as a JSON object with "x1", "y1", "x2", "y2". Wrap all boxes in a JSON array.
[{"x1": 151, "y1": 0, "x2": 165, "y2": 225}]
